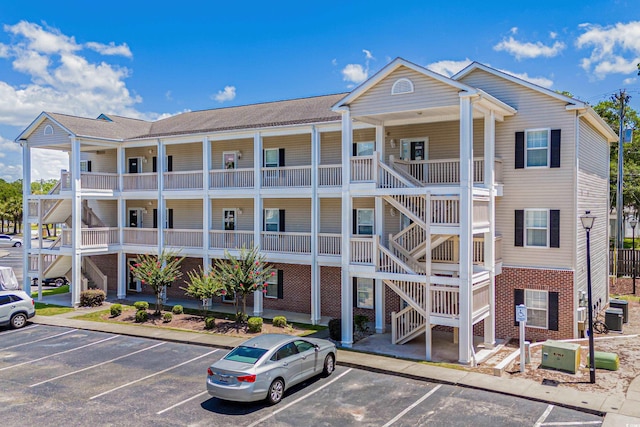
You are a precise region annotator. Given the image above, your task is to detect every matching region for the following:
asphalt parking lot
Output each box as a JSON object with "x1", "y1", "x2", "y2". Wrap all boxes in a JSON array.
[{"x1": 0, "y1": 325, "x2": 603, "y2": 426}]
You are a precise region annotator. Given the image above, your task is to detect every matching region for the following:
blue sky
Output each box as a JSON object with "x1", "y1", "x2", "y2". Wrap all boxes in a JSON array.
[{"x1": 1, "y1": 0, "x2": 639, "y2": 181}]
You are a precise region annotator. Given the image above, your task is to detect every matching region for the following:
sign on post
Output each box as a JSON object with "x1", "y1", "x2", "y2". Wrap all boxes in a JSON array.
[
  {"x1": 516, "y1": 304, "x2": 527, "y2": 323},
  {"x1": 516, "y1": 304, "x2": 527, "y2": 373}
]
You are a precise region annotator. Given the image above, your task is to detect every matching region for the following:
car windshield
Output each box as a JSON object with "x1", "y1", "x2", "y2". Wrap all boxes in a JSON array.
[{"x1": 224, "y1": 346, "x2": 268, "y2": 364}]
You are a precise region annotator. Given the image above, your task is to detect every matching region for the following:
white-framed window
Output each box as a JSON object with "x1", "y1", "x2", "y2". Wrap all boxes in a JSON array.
[
  {"x1": 391, "y1": 78, "x2": 414, "y2": 95},
  {"x1": 356, "y1": 278, "x2": 374, "y2": 309},
  {"x1": 80, "y1": 160, "x2": 90, "y2": 172},
  {"x1": 264, "y1": 209, "x2": 280, "y2": 232},
  {"x1": 525, "y1": 129, "x2": 550, "y2": 168},
  {"x1": 223, "y1": 209, "x2": 236, "y2": 231},
  {"x1": 525, "y1": 209, "x2": 549, "y2": 247},
  {"x1": 44, "y1": 124, "x2": 54, "y2": 135},
  {"x1": 265, "y1": 271, "x2": 278, "y2": 299},
  {"x1": 222, "y1": 291, "x2": 235, "y2": 303},
  {"x1": 356, "y1": 209, "x2": 374, "y2": 235},
  {"x1": 525, "y1": 289, "x2": 548, "y2": 329},
  {"x1": 355, "y1": 141, "x2": 374, "y2": 156},
  {"x1": 264, "y1": 148, "x2": 280, "y2": 168}
]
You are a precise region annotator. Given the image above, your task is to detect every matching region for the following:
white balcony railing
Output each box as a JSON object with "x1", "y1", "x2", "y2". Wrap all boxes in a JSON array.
[
  {"x1": 261, "y1": 232, "x2": 311, "y2": 254},
  {"x1": 210, "y1": 168, "x2": 254, "y2": 189},
  {"x1": 60, "y1": 172, "x2": 119, "y2": 191},
  {"x1": 431, "y1": 285, "x2": 460, "y2": 318},
  {"x1": 123, "y1": 228, "x2": 158, "y2": 245},
  {"x1": 61, "y1": 228, "x2": 111, "y2": 248},
  {"x1": 350, "y1": 156, "x2": 374, "y2": 182},
  {"x1": 164, "y1": 171, "x2": 203, "y2": 190},
  {"x1": 262, "y1": 166, "x2": 311, "y2": 188},
  {"x1": 431, "y1": 196, "x2": 460, "y2": 225},
  {"x1": 318, "y1": 233, "x2": 341, "y2": 256},
  {"x1": 318, "y1": 165, "x2": 342, "y2": 187},
  {"x1": 123, "y1": 173, "x2": 158, "y2": 191},
  {"x1": 209, "y1": 230, "x2": 255, "y2": 249},
  {"x1": 164, "y1": 229, "x2": 203, "y2": 248},
  {"x1": 391, "y1": 158, "x2": 504, "y2": 186},
  {"x1": 350, "y1": 236, "x2": 374, "y2": 264},
  {"x1": 472, "y1": 279, "x2": 491, "y2": 313}
]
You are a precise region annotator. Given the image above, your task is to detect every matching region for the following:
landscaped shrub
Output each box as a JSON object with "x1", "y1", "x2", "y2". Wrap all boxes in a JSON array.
[
  {"x1": 79, "y1": 289, "x2": 106, "y2": 307},
  {"x1": 235, "y1": 311, "x2": 248, "y2": 323},
  {"x1": 133, "y1": 301, "x2": 149, "y2": 311},
  {"x1": 110, "y1": 304, "x2": 122, "y2": 317},
  {"x1": 135, "y1": 310, "x2": 148, "y2": 323},
  {"x1": 328, "y1": 318, "x2": 341, "y2": 341},
  {"x1": 163, "y1": 312, "x2": 173, "y2": 323},
  {"x1": 204, "y1": 317, "x2": 216, "y2": 329},
  {"x1": 272, "y1": 316, "x2": 287, "y2": 327},
  {"x1": 172, "y1": 305, "x2": 183, "y2": 315},
  {"x1": 248, "y1": 317, "x2": 263, "y2": 333},
  {"x1": 354, "y1": 314, "x2": 369, "y2": 333}
]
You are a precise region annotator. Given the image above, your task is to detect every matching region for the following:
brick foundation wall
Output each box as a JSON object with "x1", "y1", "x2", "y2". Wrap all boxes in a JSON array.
[
  {"x1": 496, "y1": 267, "x2": 574, "y2": 341},
  {"x1": 320, "y1": 266, "x2": 341, "y2": 319},
  {"x1": 124, "y1": 254, "x2": 202, "y2": 302},
  {"x1": 89, "y1": 254, "x2": 118, "y2": 295}
]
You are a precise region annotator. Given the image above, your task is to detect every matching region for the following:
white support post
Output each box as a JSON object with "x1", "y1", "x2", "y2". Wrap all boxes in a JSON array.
[
  {"x1": 374, "y1": 194, "x2": 385, "y2": 333},
  {"x1": 253, "y1": 132, "x2": 263, "y2": 316},
  {"x1": 484, "y1": 111, "x2": 496, "y2": 348},
  {"x1": 340, "y1": 108, "x2": 354, "y2": 347},
  {"x1": 424, "y1": 192, "x2": 432, "y2": 361},
  {"x1": 70, "y1": 137, "x2": 82, "y2": 306},
  {"x1": 117, "y1": 251, "x2": 126, "y2": 299},
  {"x1": 21, "y1": 142, "x2": 31, "y2": 293},
  {"x1": 458, "y1": 95, "x2": 474, "y2": 364},
  {"x1": 157, "y1": 140, "x2": 165, "y2": 252},
  {"x1": 376, "y1": 125, "x2": 385, "y2": 161},
  {"x1": 310, "y1": 126, "x2": 320, "y2": 324},
  {"x1": 203, "y1": 136, "x2": 211, "y2": 260},
  {"x1": 117, "y1": 146, "x2": 124, "y2": 192}
]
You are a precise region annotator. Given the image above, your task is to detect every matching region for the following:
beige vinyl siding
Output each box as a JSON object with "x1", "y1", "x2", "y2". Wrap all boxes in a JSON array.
[
  {"x1": 576, "y1": 118, "x2": 610, "y2": 304},
  {"x1": 350, "y1": 66, "x2": 461, "y2": 117},
  {"x1": 211, "y1": 199, "x2": 254, "y2": 231},
  {"x1": 320, "y1": 131, "x2": 342, "y2": 165},
  {"x1": 166, "y1": 142, "x2": 203, "y2": 171},
  {"x1": 320, "y1": 198, "x2": 341, "y2": 233},
  {"x1": 28, "y1": 119, "x2": 70, "y2": 147},
  {"x1": 87, "y1": 200, "x2": 117, "y2": 227},
  {"x1": 383, "y1": 199, "x2": 401, "y2": 247},
  {"x1": 166, "y1": 199, "x2": 203, "y2": 229},
  {"x1": 263, "y1": 199, "x2": 311, "y2": 232},
  {"x1": 211, "y1": 138, "x2": 254, "y2": 170},
  {"x1": 460, "y1": 69, "x2": 577, "y2": 268},
  {"x1": 263, "y1": 134, "x2": 311, "y2": 167},
  {"x1": 384, "y1": 119, "x2": 485, "y2": 162},
  {"x1": 125, "y1": 147, "x2": 154, "y2": 173},
  {"x1": 81, "y1": 149, "x2": 117, "y2": 173}
]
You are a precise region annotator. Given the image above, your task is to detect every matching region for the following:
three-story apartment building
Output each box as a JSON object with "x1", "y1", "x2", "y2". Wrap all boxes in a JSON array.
[{"x1": 17, "y1": 58, "x2": 616, "y2": 363}]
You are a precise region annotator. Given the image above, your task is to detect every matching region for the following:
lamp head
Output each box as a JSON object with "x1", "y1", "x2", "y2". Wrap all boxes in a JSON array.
[{"x1": 580, "y1": 210, "x2": 595, "y2": 231}]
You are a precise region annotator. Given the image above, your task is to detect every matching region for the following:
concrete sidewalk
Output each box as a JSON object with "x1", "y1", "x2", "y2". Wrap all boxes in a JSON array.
[{"x1": 28, "y1": 307, "x2": 640, "y2": 426}]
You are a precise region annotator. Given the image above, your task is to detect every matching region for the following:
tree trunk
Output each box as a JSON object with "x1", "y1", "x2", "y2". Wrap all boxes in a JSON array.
[{"x1": 155, "y1": 287, "x2": 163, "y2": 314}]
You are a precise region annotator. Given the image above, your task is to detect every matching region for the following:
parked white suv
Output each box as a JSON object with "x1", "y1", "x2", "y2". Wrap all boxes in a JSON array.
[{"x1": 0, "y1": 290, "x2": 35, "y2": 328}]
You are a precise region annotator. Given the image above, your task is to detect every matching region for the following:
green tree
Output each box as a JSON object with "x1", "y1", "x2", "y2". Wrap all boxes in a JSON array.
[
  {"x1": 129, "y1": 251, "x2": 185, "y2": 314},
  {"x1": 181, "y1": 265, "x2": 227, "y2": 315},
  {"x1": 211, "y1": 246, "x2": 274, "y2": 322}
]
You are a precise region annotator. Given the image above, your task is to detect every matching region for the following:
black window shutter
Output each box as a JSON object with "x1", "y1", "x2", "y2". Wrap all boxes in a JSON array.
[
  {"x1": 278, "y1": 149, "x2": 285, "y2": 167},
  {"x1": 515, "y1": 210, "x2": 524, "y2": 247},
  {"x1": 353, "y1": 143, "x2": 358, "y2": 157},
  {"x1": 167, "y1": 155, "x2": 173, "y2": 172},
  {"x1": 550, "y1": 210, "x2": 560, "y2": 248},
  {"x1": 87, "y1": 161, "x2": 92, "y2": 172},
  {"x1": 353, "y1": 278, "x2": 358, "y2": 308},
  {"x1": 263, "y1": 209, "x2": 266, "y2": 231},
  {"x1": 550, "y1": 129, "x2": 561, "y2": 168},
  {"x1": 514, "y1": 289, "x2": 524, "y2": 326},
  {"x1": 515, "y1": 131, "x2": 525, "y2": 169},
  {"x1": 262, "y1": 150, "x2": 265, "y2": 167},
  {"x1": 168, "y1": 209, "x2": 174, "y2": 229},
  {"x1": 152, "y1": 156, "x2": 157, "y2": 173},
  {"x1": 352, "y1": 209, "x2": 357, "y2": 235},
  {"x1": 373, "y1": 280, "x2": 376, "y2": 310},
  {"x1": 548, "y1": 292, "x2": 559, "y2": 331},
  {"x1": 153, "y1": 209, "x2": 158, "y2": 229},
  {"x1": 279, "y1": 209, "x2": 285, "y2": 232},
  {"x1": 277, "y1": 270, "x2": 284, "y2": 299}
]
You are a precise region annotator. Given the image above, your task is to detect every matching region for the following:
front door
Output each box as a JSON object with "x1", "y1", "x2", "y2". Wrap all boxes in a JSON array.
[
  {"x1": 400, "y1": 138, "x2": 428, "y2": 181},
  {"x1": 127, "y1": 259, "x2": 141, "y2": 292},
  {"x1": 128, "y1": 209, "x2": 142, "y2": 228},
  {"x1": 128, "y1": 157, "x2": 141, "y2": 174}
]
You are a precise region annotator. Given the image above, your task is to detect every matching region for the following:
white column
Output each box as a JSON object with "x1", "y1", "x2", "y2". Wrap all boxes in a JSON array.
[
  {"x1": 424, "y1": 193, "x2": 432, "y2": 361},
  {"x1": 253, "y1": 132, "x2": 263, "y2": 316},
  {"x1": 117, "y1": 146, "x2": 124, "y2": 192},
  {"x1": 311, "y1": 126, "x2": 321, "y2": 324},
  {"x1": 484, "y1": 111, "x2": 496, "y2": 348},
  {"x1": 374, "y1": 193, "x2": 385, "y2": 333},
  {"x1": 340, "y1": 109, "x2": 354, "y2": 346},
  {"x1": 458, "y1": 95, "x2": 474, "y2": 364},
  {"x1": 117, "y1": 251, "x2": 126, "y2": 299},
  {"x1": 70, "y1": 137, "x2": 82, "y2": 306},
  {"x1": 203, "y1": 136, "x2": 211, "y2": 265},
  {"x1": 157, "y1": 140, "x2": 165, "y2": 252},
  {"x1": 21, "y1": 142, "x2": 31, "y2": 292}
]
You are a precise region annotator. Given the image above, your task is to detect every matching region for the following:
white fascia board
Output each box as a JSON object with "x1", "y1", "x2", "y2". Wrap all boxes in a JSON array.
[
  {"x1": 332, "y1": 57, "x2": 476, "y2": 110},
  {"x1": 475, "y1": 89, "x2": 517, "y2": 116},
  {"x1": 16, "y1": 112, "x2": 76, "y2": 142},
  {"x1": 567, "y1": 105, "x2": 618, "y2": 143}
]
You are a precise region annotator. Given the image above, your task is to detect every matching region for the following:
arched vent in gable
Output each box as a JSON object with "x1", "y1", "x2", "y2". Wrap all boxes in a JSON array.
[
  {"x1": 44, "y1": 124, "x2": 54, "y2": 136},
  {"x1": 391, "y1": 78, "x2": 414, "y2": 95}
]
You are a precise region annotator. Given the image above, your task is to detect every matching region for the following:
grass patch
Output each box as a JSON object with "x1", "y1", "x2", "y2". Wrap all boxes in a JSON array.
[
  {"x1": 35, "y1": 303, "x2": 74, "y2": 316},
  {"x1": 31, "y1": 284, "x2": 69, "y2": 298},
  {"x1": 612, "y1": 294, "x2": 640, "y2": 303},
  {"x1": 72, "y1": 308, "x2": 119, "y2": 321}
]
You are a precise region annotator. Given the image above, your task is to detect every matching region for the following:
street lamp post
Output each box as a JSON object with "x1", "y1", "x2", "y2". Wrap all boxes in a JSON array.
[
  {"x1": 630, "y1": 216, "x2": 638, "y2": 295},
  {"x1": 581, "y1": 210, "x2": 596, "y2": 384}
]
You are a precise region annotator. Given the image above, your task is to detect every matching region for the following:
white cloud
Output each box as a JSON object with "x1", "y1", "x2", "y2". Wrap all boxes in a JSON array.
[
  {"x1": 576, "y1": 21, "x2": 640, "y2": 79},
  {"x1": 30, "y1": 148, "x2": 68, "y2": 181},
  {"x1": 498, "y1": 68, "x2": 554, "y2": 88},
  {"x1": 165, "y1": 90, "x2": 172, "y2": 101},
  {"x1": 510, "y1": 27, "x2": 518, "y2": 35},
  {"x1": 331, "y1": 58, "x2": 337, "y2": 66},
  {"x1": 550, "y1": 31, "x2": 557, "y2": 39},
  {"x1": 624, "y1": 77, "x2": 637, "y2": 85},
  {"x1": 494, "y1": 36, "x2": 566, "y2": 60},
  {"x1": 426, "y1": 59, "x2": 472, "y2": 77},
  {"x1": 363, "y1": 49, "x2": 374, "y2": 60},
  {"x1": 342, "y1": 64, "x2": 367, "y2": 84},
  {"x1": 85, "y1": 41, "x2": 132, "y2": 57},
  {"x1": 213, "y1": 85, "x2": 236, "y2": 102}
]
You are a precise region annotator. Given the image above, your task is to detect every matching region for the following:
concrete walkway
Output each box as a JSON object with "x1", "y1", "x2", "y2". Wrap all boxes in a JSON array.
[{"x1": 28, "y1": 300, "x2": 640, "y2": 426}]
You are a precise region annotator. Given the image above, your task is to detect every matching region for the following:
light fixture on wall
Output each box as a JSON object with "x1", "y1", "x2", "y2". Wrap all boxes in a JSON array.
[
  {"x1": 148, "y1": 148, "x2": 154, "y2": 154},
  {"x1": 237, "y1": 150, "x2": 242, "y2": 159},
  {"x1": 237, "y1": 208, "x2": 243, "y2": 215},
  {"x1": 143, "y1": 156, "x2": 148, "y2": 163},
  {"x1": 389, "y1": 139, "x2": 396, "y2": 148},
  {"x1": 390, "y1": 207, "x2": 397, "y2": 217},
  {"x1": 142, "y1": 208, "x2": 148, "y2": 214},
  {"x1": 147, "y1": 201, "x2": 153, "y2": 206}
]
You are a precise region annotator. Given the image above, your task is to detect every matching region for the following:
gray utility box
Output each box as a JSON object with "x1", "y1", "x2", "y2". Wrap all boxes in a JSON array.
[
  {"x1": 605, "y1": 308, "x2": 624, "y2": 332},
  {"x1": 609, "y1": 299, "x2": 628, "y2": 323}
]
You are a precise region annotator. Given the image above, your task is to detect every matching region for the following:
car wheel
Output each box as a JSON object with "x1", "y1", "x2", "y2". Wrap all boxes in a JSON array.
[
  {"x1": 323, "y1": 354, "x2": 335, "y2": 377},
  {"x1": 267, "y1": 378, "x2": 285, "y2": 405},
  {"x1": 13, "y1": 242, "x2": 21, "y2": 247},
  {"x1": 10, "y1": 313, "x2": 27, "y2": 329},
  {"x1": 54, "y1": 278, "x2": 65, "y2": 287}
]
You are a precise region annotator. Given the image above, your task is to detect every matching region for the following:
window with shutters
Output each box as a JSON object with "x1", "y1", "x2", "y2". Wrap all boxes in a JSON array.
[
  {"x1": 525, "y1": 129, "x2": 550, "y2": 167},
  {"x1": 355, "y1": 141, "x2": 374, "y2": 156},
  {"x1": 525, "y1": 209, "x2": 549, "y2": 247},
  {"x1": 391, "y1": 78, "x2": 414, "y2": 95},
  {"x1": 265, "y1": 271, "x2": 279, "y2": 299},
  {"x1": 80, "y1": 160, "x2": 91, "y2": 172},
  {"x1": 356, "y1": 209, "x2": 374, "y2": 235},
  {"x1": 356, "y1": 277, "x2": 374, "y2": 309},
  {"x1": 525, "y1": 289, "x2": 548, "y2": 328},
  {"x1": 264, "y1": 148, "x2": 280, "y2": 167},
  {"x1": 264, "y1": 209, "x2": 280, "y2": 232}
]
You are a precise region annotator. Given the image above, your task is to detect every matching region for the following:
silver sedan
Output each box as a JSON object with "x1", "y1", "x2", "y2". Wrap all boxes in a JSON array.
[{"x1": 207, "y1": 334, "x2": 336, "y2": 404}]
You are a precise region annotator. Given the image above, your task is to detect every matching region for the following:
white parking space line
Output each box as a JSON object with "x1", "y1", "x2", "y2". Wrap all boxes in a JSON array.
[
  {"x1": 30, "y1": 342, "x2": 166, "y2": 387},
  {"x1": 246, "y1": 368, "x2": 352, "y2": 427},
  {"x1": 156, "y1": 390, "x2": 208, "y2": 415},
  {"x1": 89, "y1": 349, "x2": 218, "y2": 400},
  {"x1": 534, "y1": 404, "x2": 554, "y2": 427},
  {"x1": 0, "y1": 329, "x2": 77, "y2": 351},
  {"x1": 541, "y1": 422, "x2": 602, "y2": 426},
  {"x1": 381, "y1": 384, "x2": 442, "y2": 427},
  {"x1": 0, "y1": 324, "x2": 39, "y2": 336},
  {"x1": 0, "y1": 335, "x2": 119, "y2": 371}
]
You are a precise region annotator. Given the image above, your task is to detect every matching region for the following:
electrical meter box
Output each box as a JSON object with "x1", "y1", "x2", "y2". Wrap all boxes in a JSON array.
[{"x1": 540, "y1": 340, "x2": 581, "y2": 374}]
